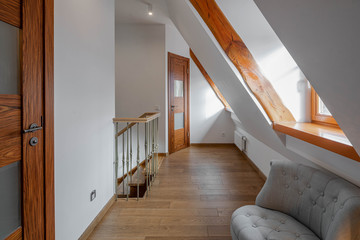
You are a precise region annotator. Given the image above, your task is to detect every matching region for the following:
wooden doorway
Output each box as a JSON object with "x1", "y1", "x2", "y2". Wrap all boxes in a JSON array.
[
  {"x1": 168, "y1": 52, "x2": 190, "y2": 154},
  {"x1": 0, "y1": 0, "x2": 54, "y2": 239}
]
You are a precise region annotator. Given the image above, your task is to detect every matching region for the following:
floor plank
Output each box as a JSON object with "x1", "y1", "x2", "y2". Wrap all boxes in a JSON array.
[{"x1": 89, "y1": 145, "x2": 264, "y2": 239}]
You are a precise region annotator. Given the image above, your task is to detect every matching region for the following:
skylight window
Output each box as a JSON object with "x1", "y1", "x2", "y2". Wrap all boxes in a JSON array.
[
  {"x1": 311, "y1": 88, "x2": 338, "y2": 126},
  {"x1": 318, "y1": 97, "x2": 331, "y2": 116}
]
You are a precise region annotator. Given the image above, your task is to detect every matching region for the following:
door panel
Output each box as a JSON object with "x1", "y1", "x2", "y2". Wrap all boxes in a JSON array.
[
  {"x1": 0, "y1": 162, "x2": 21, "y2": 239},
  {"x1": 0, "y1": 95, "x2": 21, "y2": 168},
  {"x1": 168, "y1": 52, "x2": 190, "y2": 154},
  {"x1": 0, "y1": 17, "x2": 22, "y2": 239}
]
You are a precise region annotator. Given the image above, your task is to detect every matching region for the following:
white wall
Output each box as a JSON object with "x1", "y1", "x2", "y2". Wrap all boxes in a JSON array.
[
  {"x1": 232, "y1": 113, "x2": 288, "y2": 176},
  {"x1": 165, "y1": 24, "x2": 234, "y2": 144},
  {"x1": 116, "y1": 24, "x2": 166, "y2": 154},
  {"x1": 190, "y1": 63, "x2": 234, "y2": 143},
  {"x1": 54, "y1": 0, "x2": 115, "y2": 239}
]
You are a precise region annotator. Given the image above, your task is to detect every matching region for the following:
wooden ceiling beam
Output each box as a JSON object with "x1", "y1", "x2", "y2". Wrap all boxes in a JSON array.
[
  {"x1": 190, "y1": 49, "x2": 231, "y2": 109},
  {"x1": 189, "y1": 0, "x2": 295, "y2": 123}
]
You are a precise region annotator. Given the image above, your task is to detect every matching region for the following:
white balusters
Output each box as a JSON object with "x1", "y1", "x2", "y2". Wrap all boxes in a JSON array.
[
  {"x1": 114, "y1": 122, "x2": 119, "y2": 197},
  {"x1": 136, "y1": 123, "x2": 140, "y2": 201}
]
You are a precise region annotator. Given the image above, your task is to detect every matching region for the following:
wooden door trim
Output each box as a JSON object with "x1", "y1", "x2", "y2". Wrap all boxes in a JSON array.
[
  {"x1": 168, "y1": 52, "x2": 190, "y2": 154},
  {"x1": 0, "y1": 0, "x2": 22, "y2": 28},
  {"x1": 44, "y1": 0, "x2": 54, "y2": 238}
]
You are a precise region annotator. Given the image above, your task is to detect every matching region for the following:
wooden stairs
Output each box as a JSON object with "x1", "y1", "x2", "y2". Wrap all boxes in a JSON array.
[{"x1": 116, "y1": 155, "x2": 164, "y2": 199}]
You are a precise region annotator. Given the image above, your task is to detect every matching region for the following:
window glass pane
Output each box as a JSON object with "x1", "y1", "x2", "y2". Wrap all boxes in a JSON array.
[
  {"x1": 174, "y1": 80, "x2": 183, "y2": 97},
  {"x1": 318, "y1": 97, "x2": 332, "y2": 116},
  {"x1": 0, "y1": 21, "x2": 21, "y2": 95},
  {"x1": 0, "y1": 161, "x2": 22, "y2": 239},
  {"x1": 174, "y1": 112, "x2": 184, "y2": 130}
]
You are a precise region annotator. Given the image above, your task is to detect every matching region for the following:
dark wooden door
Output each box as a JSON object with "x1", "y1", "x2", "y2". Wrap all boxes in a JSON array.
[
  {"x1": 168, "y1": 52, "x2": 190, "y2": 154},
  {"x1": 0, "y1": 0, "x2": 54, "y2": 239}
]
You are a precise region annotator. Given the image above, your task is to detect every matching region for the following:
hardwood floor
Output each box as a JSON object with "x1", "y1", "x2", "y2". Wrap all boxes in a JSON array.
[{"x1": 89, "y1": 144, "x2": 265, "y2": 240}]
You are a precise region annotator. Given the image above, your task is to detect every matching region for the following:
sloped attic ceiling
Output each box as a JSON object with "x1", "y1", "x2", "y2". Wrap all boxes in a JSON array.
[{"x1": 254, "y1": 0, "x2": 360, "y2": 157}]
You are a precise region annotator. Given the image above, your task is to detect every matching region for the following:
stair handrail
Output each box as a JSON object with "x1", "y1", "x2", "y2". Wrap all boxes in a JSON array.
[{"x1": 113, "y1": 112, "x2": 160, "y2": 137}]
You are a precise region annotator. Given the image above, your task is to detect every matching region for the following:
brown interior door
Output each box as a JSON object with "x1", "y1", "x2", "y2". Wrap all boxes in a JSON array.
[
  {"x1": 0, "y1": 0, "x2": 51, "y2": 239},
  {"x1": 168, "y1": 52, "x2": 190, "y2": 154}
]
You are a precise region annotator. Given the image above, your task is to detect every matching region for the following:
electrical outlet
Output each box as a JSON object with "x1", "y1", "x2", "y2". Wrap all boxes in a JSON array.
[
  {"x1": 154, "y1": 105, "x2": 160, "y2": 111},
  {"x1": 90, "y1": 190, "x2": 96, "y2": 201}
]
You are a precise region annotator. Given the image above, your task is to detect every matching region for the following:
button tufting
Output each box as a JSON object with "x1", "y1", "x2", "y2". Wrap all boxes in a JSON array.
[
  {"x1": 331, "y1": 216, "x2": 335, "y2": 221},
  {"x1": 245, "y1": 214, "x2": 250, "y2": 217},
  {"x1": 321, "y1": 192, "x2": 324, "y2": 196},
  {"x1": 312, "y1": 201, "x2": 316, "y2": 206},
  {"x1": 280, "y1": 220, "x2": 285, "y2": 224},
  {"x1": 299, "y1": 191, "x2": 303, "y2": 195},
  {"x1": 252, "y1": 224, "x2": 257, "y2": 228},
  {"x1": 282, "y1": 171, "x2": 286, "y2": 176},
  {"x1": 296, "y1": 233, "x2": 300, "y2": 237},
  {"x1": 340, "y1": 204, "x2": 344, "y2": 209},
  {"x1": 323, "y1": 208, "x2": 326, "y2": 213},
  {"x1": 307, "y1": 184, "x2": 311, "y2": 188},
  {"x1": 285, "y1": 184, "x2": 289, "y2": 189},
  {"x1": 262, "y1": 216, "x2": 267, "y2": 220},
  {"x1": 294, "y1": 176, "x2": 299, "y2": 180},
  {"x1": 275, "y1": 228, "x2": 280, "y2": 232},
  {"x1": 334, "y1": 198, "x2": 338, "y2": 202}
]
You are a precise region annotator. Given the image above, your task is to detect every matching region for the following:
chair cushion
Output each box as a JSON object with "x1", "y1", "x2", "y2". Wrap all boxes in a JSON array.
[{"x1": 231, "y1": 205, "x2": 320, "y2": 240}]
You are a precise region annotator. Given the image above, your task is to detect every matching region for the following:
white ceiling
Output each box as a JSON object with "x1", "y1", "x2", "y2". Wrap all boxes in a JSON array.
[{"x1": 115, "y1": 0, "x2": 173, "y2": 25}]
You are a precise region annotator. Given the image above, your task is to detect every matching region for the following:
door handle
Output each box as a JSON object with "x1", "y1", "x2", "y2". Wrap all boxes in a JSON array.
[
  {"x1": 171, "y1": 105, "x2": 175, "y2": 111},
  {"x1": 23, "y1": 123, "x2": 43, "y2": 133}
]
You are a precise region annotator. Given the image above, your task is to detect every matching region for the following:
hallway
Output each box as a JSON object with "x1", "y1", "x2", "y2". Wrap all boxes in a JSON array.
[{"x1": 89, "y1": 145, "x2": 265, "y2": 239}]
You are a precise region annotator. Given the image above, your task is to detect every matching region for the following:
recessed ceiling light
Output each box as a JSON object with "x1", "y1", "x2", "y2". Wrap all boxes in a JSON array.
[{"x1": 148, "y1": 4, "x2": 153, "y2": 16}]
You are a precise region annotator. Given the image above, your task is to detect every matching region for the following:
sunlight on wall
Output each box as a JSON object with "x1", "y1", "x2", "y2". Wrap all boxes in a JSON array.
[
  {"x1": 258, "y1": 46, "x2": 311, "y2": 122},
  {"x1": 205, "y1": 88, "x2": 223, "y2": 118}
]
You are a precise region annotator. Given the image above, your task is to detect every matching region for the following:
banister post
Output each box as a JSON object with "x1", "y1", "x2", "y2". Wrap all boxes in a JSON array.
[{"x1": 114, "y1": 122, "x2": 119, "y2": 198}]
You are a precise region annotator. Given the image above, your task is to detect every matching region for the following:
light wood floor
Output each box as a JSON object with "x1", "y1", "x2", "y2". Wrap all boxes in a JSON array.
[{"x1": 89, "y1": 144, "x2": 265, "y2": 240}]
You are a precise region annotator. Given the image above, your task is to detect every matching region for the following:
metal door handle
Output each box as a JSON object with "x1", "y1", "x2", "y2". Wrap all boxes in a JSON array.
[
  {"x1": 171, "y1": 105, "x2": 175, "y2": 111},
  {"x1": 24, "y1": 123, "x2": 43, "y2": 133}
]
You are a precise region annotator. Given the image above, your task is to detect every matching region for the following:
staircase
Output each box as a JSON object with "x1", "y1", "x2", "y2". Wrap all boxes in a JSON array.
[
  {"x1": 113, "y1": 112, "x2": 161, "y2": 200},
  {"x1": 116, "y1": 155, "x2": 164, "y2": 199}
]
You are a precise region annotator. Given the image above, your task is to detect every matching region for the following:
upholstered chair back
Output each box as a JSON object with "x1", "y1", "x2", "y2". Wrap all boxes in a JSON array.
[{"x1": 256, "y1": 160, "x2": 360, "y2": 240}]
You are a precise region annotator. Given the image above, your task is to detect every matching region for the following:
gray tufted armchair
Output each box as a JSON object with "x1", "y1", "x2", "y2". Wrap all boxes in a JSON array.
[{"x1": 231, "y1": 160, "x2": 360, "y2": 240}]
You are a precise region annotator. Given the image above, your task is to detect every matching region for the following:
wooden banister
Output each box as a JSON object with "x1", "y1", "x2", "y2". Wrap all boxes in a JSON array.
[{"x1": 113, "y1": 112, "x2": 160, "y2": 137}]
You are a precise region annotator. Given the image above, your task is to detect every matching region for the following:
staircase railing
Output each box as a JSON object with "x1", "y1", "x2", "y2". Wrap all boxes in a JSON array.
[{"x1": 113, "y1": 112, "x2": 160, "y2": 200}]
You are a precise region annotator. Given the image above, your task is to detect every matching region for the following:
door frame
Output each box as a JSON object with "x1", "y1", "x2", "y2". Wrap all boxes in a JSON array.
[
  {"x1": 0, "y1": 0, "x2": 54, "y2": 238},
  {"x1": 167, "y1": 52, "x2": 190, "y2": 154},
  {"x1": 44, "y1": 0, "x2": 55, "y2": 238}
]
